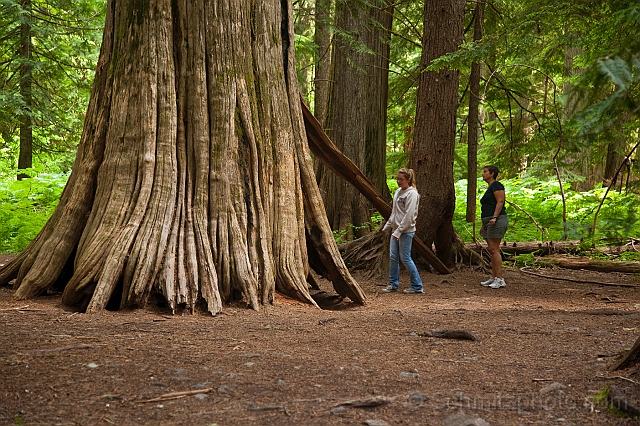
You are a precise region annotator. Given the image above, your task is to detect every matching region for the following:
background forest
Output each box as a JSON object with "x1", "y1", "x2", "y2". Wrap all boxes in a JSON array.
[{"x1": 0, "y1": 0, "x2": 638, "y2": 257}]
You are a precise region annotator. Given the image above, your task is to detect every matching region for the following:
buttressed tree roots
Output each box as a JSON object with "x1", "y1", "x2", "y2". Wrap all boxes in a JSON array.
[{"x1": 0, "y1": 0, "x2": 365, "y2": 314}]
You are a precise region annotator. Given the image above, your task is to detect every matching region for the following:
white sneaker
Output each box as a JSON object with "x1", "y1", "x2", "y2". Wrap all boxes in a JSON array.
[
  {"x1": 480, "y1": 277, "x2": 496, "y2": 286},
  {"x1": 489, "y1": 278, "x2": 506, "y2": 289}
]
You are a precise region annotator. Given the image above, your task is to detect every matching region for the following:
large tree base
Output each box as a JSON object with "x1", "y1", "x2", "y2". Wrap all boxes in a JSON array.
[{"x1": 0, "y1": 0, "x2": 366, "y2": 314}]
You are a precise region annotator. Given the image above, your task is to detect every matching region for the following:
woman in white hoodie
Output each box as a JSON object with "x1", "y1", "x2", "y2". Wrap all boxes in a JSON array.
[{"x1": 381, "y1": 168, "x2": 423, "y2": 294}]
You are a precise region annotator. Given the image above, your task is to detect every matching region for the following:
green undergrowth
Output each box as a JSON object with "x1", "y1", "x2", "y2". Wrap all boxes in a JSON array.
[
  {"x1": 0, "y1": 171, "x2": 67, "y2": 253},
  {"x1": 454, "y1": 177, "x2": 640, "y2": 246}
]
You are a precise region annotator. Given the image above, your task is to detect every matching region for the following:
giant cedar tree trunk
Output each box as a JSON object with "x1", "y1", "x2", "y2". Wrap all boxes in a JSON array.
[
  {"x1": 410, "y1": 0, "x2": 465, "y2": 265},
  {"x1": 0, "y1": 0, "x2": 365, "y2": 314}
]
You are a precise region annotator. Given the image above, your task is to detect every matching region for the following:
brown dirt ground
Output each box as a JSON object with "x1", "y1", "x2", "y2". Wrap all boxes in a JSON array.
[{"x1": 0, "y1": 253, "x2": 639, "y2": 426}]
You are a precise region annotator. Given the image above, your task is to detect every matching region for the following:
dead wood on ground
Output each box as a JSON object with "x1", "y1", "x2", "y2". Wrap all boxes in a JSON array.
[
  {"x1": 419, "y1": 329, "x2": 479, "y2": 341},
  {"x1": 612, "y1": 336, "x2": 640, "y2": 371},
  {"x1": 519, "y1": 267, "x2": 640, "y2": 288},
  {"x1": 549, "y1": 257, "x2": 640, "y2": 274}
]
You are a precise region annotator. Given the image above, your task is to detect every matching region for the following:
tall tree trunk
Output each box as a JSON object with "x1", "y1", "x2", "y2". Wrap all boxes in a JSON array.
[
  {"x1": 320, "y1": 0, "x2": 392, "y2": 237},
  {"x1": 312, "y1": 0, "x2": 332, "y2": 185},
  {"x1": 320, "y1": 1, "x2": 372, "y2": 238},
  {"x1": 603, "y1": 136, "x2": 626, "y2": 187},
  {"x1": 18, "y1": 0, "x2": 33, "y2": 180},
  {"x1": 410, "y1": 0, "x2": 465, "y2": 265},
  {"x1": 0, "y1": 0, "x2": 365, "y2": 314},
  {"x1": 313, "y1": 0, "x2": 332, "y2": 129},
  {"x1": 296, "y1": 1, "x2": 313, "y2": 98},
  {"x1": 365, "y1": 1, "x2": 393, "y2": 204},
  {"x1": 563, "y1": 45, "x2": 603, "y2": 191},
  {"x1": 466, "y1": 0, "x2": 485, "y2": 223}
]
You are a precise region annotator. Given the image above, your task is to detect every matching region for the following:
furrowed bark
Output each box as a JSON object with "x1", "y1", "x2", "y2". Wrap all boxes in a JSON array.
[{"x1": 0, "y1": 0, "x2": 365, "y2": 313}]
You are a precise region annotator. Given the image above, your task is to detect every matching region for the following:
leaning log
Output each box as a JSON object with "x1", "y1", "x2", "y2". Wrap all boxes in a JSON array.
[{"x1": 300, "y1": 98, "x2": 450, "y2": 274}]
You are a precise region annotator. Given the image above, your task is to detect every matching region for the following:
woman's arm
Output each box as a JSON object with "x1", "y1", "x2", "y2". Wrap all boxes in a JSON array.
[
  {"x1": 489, "y1": 190, "x2": 505, "y2": 224},
  {"x1": 382, "y1": 191, "x2": 398, "y2": 233}
]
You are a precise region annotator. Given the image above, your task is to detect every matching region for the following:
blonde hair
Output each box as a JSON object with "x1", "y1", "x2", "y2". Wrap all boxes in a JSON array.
[{"x1": 398, "y1": 168, "x2": 416, "y2": 189}]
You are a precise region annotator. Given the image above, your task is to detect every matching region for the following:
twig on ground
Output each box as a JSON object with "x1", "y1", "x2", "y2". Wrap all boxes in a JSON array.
[
  {"x1": 584, "y1": 396, "x2": 595, "y2": 413},
  {"x1": 595, "y1": 375, "x2": 640, "y2": 385},
  {"x1": 519, "y1": 266, "x2": 640, "y2": 288},
  {"x1": 138, "y1": 388, "x2": 214, "y2": 403},
  {"x1": 0, "y1": 305, "x2": 30, "y2": 311},
  {"x1": 335, "y1": 396, "x2": 394, "y2": 408},
  {"x1": 248, "y1": 405, "x2": 284, "y2": 412}
]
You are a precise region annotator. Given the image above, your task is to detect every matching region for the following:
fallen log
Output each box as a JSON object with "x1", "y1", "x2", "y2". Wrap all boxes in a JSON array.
[
  {"x1": 467, "y1": 241, "x2": 580, "y2": 255},
  {"x1": 468, "y1": 241, "x2": 640, "y2": 256},
  {"x1": 550, "y1": 257, "x2": 640, "y2": 274},
  {"x1": 520, "y1": 267, "x2": 640, "y2": 288},
  {"x1": 300, "y1": 98, "x2": 450, "y2": 274},
  {"x1": 418, "y1": 329, "x2": 479, "y2": 341}
]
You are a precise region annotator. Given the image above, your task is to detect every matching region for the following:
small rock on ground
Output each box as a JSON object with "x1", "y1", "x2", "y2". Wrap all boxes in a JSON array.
[
  {"x1": 408, "y1": 392, "x2": 427, "y2": 403},
  {"x1": 331, "y1": 406, "x2": 347, "y2": 415},
  {"x1": 443, "y1": 412, "x2": 489, "y2": 426},
  {"x1": 363, "y1": 420, "x2": 389, "y2": 426},
  {"x1": 539, "y1": 382, "x2": 566, "y2": 395}
]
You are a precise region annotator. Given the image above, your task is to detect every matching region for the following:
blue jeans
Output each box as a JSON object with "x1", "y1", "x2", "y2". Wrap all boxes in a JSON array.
[{"x1": 389, "y1": 232, "x2": 423, "y2": 290}]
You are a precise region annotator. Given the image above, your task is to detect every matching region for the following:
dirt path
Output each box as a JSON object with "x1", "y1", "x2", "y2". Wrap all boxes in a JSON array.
[{"x1": 0, "y1": 256, "x2": 638, "y2": 425}]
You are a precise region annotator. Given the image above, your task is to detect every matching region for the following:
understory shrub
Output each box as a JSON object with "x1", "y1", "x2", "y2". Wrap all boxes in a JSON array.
[{"x1": 0, "y1": 172, "x2": 67, "y2": 253}]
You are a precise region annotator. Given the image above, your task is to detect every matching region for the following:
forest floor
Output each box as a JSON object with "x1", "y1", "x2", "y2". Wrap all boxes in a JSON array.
[{"x1": 0, "y1": 253, "x2": 639, "y2": 426}]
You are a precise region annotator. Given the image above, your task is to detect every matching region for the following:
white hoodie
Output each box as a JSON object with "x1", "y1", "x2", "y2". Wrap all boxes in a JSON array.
[{"x1": 382, "y1": 186, "x2": 420, "y2": 239}]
